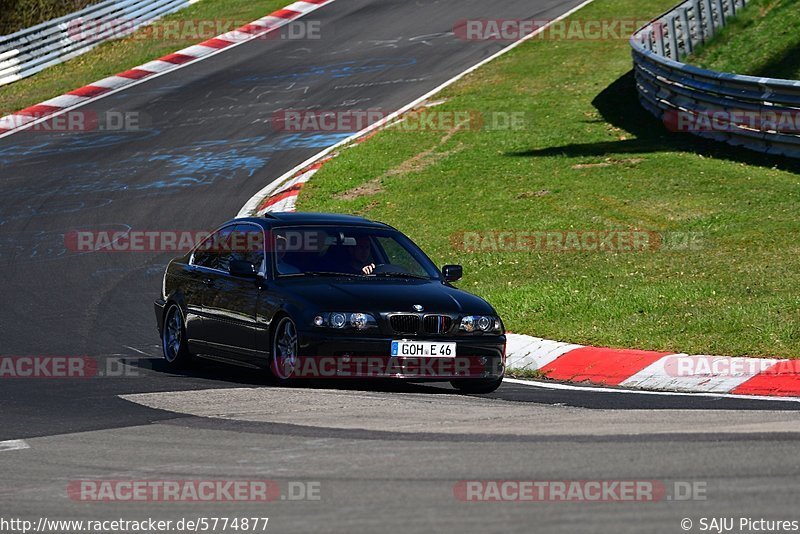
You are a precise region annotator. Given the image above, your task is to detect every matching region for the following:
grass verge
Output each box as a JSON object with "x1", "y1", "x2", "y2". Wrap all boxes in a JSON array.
[
  {"x1": 505, "y1": 369, "x2": 547, "y2": 380},
  {"x1": 688, "y1": 0, "x2": 800, "y2": 79},
  {"x1": 298, "y1": 0, "x2": 800, "y2": 358},
  {"x1": 0, "y1": 0, "x2": 290, "y2": 115}
]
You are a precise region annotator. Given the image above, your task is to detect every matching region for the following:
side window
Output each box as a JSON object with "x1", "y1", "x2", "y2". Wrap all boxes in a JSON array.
[
  {"x1": 230, "y1": 224, "x2": 265, "y2": 272},
  {"x1": 375, "y1": 237, "x2": 429, "y2": 277},
  {"x1": 191, "y1": 225, "x2": 236, "y2": 271}
]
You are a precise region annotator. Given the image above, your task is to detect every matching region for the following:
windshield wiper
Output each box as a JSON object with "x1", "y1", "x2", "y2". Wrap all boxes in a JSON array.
[
  {"x1": 302, "y1": 271, "x2": 367, "y2": 277},
  {"x1": 370, "y1": 272, "x2": 430, "y2": 280}
]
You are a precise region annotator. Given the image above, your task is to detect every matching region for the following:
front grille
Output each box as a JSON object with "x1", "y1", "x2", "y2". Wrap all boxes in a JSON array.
[
  {"x1": 423, "y1": 315, "x2": 452, "y2": 335},
  {"x1": 389, "y1": 314, "x2": 420, "y2": 334}
]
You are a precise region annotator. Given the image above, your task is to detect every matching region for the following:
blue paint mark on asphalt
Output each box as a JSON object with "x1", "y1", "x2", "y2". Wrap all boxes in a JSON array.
[
  {"x1": 273, "y1": 132, "x2": 354, "y2": 150},
  {"x1": 1, "y1": 132, "x2": 354, "y2": 206},
  {"x1": 0, "y1": 130, "x2": 162, "y2": 165}
]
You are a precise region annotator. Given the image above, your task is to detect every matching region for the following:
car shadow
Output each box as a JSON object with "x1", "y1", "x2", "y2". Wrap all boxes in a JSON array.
[
  {"x1": 133, "y1": 357, "x2": 800, "y2": 410},
  {"x1": 139, "y1": 356, "x2": 461, "y2": 395},
  {"x1": 506, "y1": 70, "x2": 800, "y2": 174}
]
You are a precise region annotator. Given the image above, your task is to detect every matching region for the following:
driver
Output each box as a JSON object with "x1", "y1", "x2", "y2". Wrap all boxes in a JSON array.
[{"x1": 348, "y1": 236, "x2": 376, "y2": 275}]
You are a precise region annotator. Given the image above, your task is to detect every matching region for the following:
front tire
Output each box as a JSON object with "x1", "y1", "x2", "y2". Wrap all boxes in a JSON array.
[
  {"x1": 161, "y1": 304, "x2": 192, "y2": 368},
  {"x1": 450, "y1": 377, "x2": 503, "y2": 394},
  {"x1": 270, "y1": 316, "x2": 299, "y2": 382}
]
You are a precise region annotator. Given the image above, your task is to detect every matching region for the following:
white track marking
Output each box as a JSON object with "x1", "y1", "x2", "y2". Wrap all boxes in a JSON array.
[
  {"x1": 237, "y1": 0, "x2": 598, "y2": 216},
  {"x1": 40, "y1": 94, "x2": 90, "y2": 108},
  {"x1": 505, "y1": 334, "x2": 583, "y2": 370},
  {"x1": 503, "y1": 378, "x2": 800, "y2": 403},
  {"x1": 122, "y1": 345, "x2": 156, "y2": 357},
  {"x1": 620, "y1": 354, "x2": 779, "y2": 393},
  {"x1": 0, "y1": 440, "x2": 30, "y2": 452}
]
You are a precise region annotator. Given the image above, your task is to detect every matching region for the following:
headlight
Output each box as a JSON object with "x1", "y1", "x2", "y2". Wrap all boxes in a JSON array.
[
  {"x1": 351, "y1": 313, "x2": 368, "y2": 329},
  {"x1": 330, "y1": 313, "x2": 347, "y2": 329},
  {"x1": 312, "y1": 312, "x2": 378, "y2": 330},
  {"x1": 459, "y1": 315, "x2": 503, "y2": 334}
]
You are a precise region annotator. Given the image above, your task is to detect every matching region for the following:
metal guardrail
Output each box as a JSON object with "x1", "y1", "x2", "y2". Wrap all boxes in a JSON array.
[
  {"x1": 0, "y1": 0, "x2": 192, "y2": 87},
  {"x1": 631, "y1": 0, "x2": 800, "y2": 158}
]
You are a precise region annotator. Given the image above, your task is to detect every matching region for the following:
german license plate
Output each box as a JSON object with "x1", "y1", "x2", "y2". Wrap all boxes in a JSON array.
[{"x1": 391, "y1": 340, "x2": 456, "y2": 357}]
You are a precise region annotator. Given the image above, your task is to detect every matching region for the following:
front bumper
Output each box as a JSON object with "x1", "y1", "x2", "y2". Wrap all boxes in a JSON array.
[{"x1": 294, "y1": 332, "x2": 506, "y2": 380}]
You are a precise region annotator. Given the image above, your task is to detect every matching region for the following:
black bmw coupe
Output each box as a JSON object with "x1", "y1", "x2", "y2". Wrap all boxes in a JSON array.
[{"x1": 155, "y1": 212, "x2": 506, "y2": 393}]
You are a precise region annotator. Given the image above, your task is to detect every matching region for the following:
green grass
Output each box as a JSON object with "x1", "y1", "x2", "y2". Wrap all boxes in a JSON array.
[
  {"x1": 688, "y1": 0, "x2": 800, "y2": 79},
  {"x1": 1, "y1": 0, "x2": 99, "y2": 35},
  {"x1": 0, "y1": 0, "x2": 289, "y2": 114},
  {"x1": 298, "y1": 0, "x2": 800, "y2": 359},
  {"x1": 505, "y1": 369, "x2": 546, "y2": 380}
]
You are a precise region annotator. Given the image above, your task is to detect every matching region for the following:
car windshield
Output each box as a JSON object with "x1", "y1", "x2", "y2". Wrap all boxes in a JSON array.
[{"x1": 272, "y1": 226, "x2": 440, "y2": 279}]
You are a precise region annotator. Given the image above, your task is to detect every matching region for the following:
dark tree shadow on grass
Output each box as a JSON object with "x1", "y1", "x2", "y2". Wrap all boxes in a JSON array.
[
  {"x1": 508, "y1": 70, "x2": 800, "y2": 174},
  {"x1": 751, "y1": 42, "x2": 800, "y2": 80}
]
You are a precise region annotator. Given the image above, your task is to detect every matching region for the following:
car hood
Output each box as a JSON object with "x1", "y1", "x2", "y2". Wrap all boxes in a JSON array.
[{"x1": 277, "y1": 277, "x2": 496, "y2": 315}]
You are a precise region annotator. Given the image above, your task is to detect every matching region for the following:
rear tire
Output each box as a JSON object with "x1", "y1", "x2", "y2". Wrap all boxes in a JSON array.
[
  {"x1": 450, "y1": 377, "x2": 503, "y2": 394},
  {"x1": 161, "y1": 304, "x2": 192, "y2": 368}
]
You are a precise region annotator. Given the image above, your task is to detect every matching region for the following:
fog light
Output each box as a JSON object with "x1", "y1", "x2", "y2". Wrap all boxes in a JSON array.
[
  {"x1": 330, "y1": 313, "x2": 347, "y2": 328},
  {"x1": 351, "y1": 312, "x2": 368, "y2": 329}
]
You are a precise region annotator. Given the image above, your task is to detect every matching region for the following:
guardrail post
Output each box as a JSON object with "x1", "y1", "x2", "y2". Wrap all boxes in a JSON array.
[
  {"x1": 667, "y1": 15, "x2": 679, "y2": 60},
  {"x1": 690, "y1": 0, "x2": 704, "y2": 46},
  {"x1": 702, "y1": 0, "x2": 715, "y2": 37},
  {"x1": 678, "y1": 7, "x2": 692, "y2": 57},
  {"x1": 654, "y1": 21, "x2": 666, "y2": 56},
  {"x1": 714, "y1": 0, "x2": 726, "y2": 26}
]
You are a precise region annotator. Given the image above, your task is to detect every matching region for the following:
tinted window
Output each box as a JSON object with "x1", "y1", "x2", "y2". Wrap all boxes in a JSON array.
[
  {"x1": 271, "y1": 226, "x2": 439, "y2": 278},
  {"x1": 375, "y1": 236, "x2": 429, "y2": 278},
  {"x1": 230, "y1": 224, "x2": 265, "y2": 272},
  {"x1": 191, "y1": 225, "x2": 236, "y2": 271}
]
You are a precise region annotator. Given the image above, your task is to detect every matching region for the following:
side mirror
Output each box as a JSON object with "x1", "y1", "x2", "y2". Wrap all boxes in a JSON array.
[
  {"x1": 442, "y1": 264, "x2": 463, "y2": 282},
  {"x1": 229, "y1": 259, "x2": 258, "y2": 278}
]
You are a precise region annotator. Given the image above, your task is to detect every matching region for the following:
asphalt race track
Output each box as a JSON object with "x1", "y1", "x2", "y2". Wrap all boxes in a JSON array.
[{"x1": 1, "y1": 1, "x2": 799, "y2": 532}]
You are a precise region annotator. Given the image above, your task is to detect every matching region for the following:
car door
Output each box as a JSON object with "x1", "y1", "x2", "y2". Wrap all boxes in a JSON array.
[
  {"x1": 201, "y1": 223, "x2": 265, "y2": 364},
  {"x1": 184, "y1": 224, "x2": 237, "y2": 352}
]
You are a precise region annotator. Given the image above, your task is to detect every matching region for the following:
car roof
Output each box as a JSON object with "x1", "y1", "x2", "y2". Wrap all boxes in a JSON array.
[{"x1": 235, "y1": 212, "x2": 393, "y2": 229}]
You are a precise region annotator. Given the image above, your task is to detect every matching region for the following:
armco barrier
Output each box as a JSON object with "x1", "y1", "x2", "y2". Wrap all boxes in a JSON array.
[
  {"x1": 0, "y1": 0, "x2": 192, "y2": 87},
  {"x1": 631, "y1": 0, "x2": 800, "y2": 158}
]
